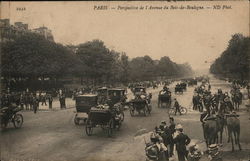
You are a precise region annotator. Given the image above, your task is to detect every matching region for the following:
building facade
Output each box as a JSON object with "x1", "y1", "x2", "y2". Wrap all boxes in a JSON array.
[
  {"x1": 32, "y1": 26, "x2": 54, "y2": 42},
  {"x1": 0, "y1": 19, "x2": 54, "y2": 43}
]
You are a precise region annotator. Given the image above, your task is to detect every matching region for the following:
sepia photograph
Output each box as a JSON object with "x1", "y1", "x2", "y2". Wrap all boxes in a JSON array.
[{"x1": 0, "y1": 1, "x2": 249, "y2": 161}]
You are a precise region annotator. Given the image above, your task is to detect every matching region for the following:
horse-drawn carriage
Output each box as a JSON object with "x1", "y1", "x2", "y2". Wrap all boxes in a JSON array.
[
  {"x1": 188, "y1": 79, "x2": 197, "y2": 86},
  {"x1": 85, "y1": 104, "x2": 124, "y2": 137},
  {"x1": 175, "y1": 84, "x2": 184, "y2": 94},
  {"x1": 97, "y1": 87, "x2": 108, "y2": 104},
  {"x1": 132, "y1": 86, "x2": 147, "y2": 95},
  {"x1": 158, "y1": 92, "x2": 171, "y2": 108},
  {"x1": 107, "y1": 88, "x2": 127, "y2": 108},
  {"x1": 175, "y1": 82, "x2": 187, "y2": 94},
  {"x1": 74, "y1": 94, "x2": 98, "y2": 125},
  {"x1": 129, "y1": 98, "x2": 151, "y2": 116}
]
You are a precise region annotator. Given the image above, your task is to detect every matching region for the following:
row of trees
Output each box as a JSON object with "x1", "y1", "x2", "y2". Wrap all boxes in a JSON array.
[
  {"x1": 1, "y1": 32, "x2": 193, "y2": 89},
  {"x1": 210, "y1": 34, "x2": 250, "y2": 82}
]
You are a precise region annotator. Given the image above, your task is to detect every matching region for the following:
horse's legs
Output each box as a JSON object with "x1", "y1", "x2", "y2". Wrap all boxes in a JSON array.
[
  {"x1": 231, "y1": 131, "x2": 234, "y2": 151},
  {"x1": 237, "y1": 131, "x2": 242, "y2": 150},
  {"x1": 220, "y1": 131, "x2": 223, "y2": 144},
  {"x1": 227, "y1": 129, "x2": 231, "y2": 143},
  {"x1": 233, "y1": 131, "x2": 237, "y2": 144},
  {"x1": 215, "y1": 133, "x2": 219, "y2": 144}
]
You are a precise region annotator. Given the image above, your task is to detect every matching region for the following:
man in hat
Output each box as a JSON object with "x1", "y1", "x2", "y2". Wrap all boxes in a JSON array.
[
  {"x1": 169, "y1": 117, "x2": 176, "y2": 157},
  {"x1": 145, "y1": 132, "x2": 169, "y2": 161},
  {"x1": 173, "y1": 124, "x2": 191, "y2": 161},
  {"x1": 158, "y1": 121, "x2": 171, "y2": 161}
]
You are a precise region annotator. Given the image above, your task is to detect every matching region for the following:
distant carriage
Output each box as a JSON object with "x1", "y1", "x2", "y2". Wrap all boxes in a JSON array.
[
  {"x1": 175, "y1": 85, "x2": 184, "y2": 94},
  {"x1": 188, "y1": 79, "x2": 197, "y2": 86},
  {"x1": 132, "y1": 86, "x2": 147, "y2": 95},
  {"x1": 107, "y1": 88, "x2": 128, "y2": 109},
  {"x1": 129, "y1": 99, "x2": 151, "y2": 117},
  {"x1": 158, "y1": 92, "x2": 171, "y2": 108},
  {"x1": 97, "y1": 87, "x2": 108, "y2": 104}
]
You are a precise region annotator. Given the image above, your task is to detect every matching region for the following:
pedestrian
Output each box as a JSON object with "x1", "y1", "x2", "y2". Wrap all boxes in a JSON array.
[
  {"x1": 173, "y1": 124, "x2": 191, "y2": 161},
  {"x1": 59, "y1": 94, "x2": 63, "y2": 109},
  {"x1": 19, "y1": 94, "x2": 24, "y2": 110},
  {"x1": 24, "y1": 93, "x2": 30, "y2": 110},
  {"x1": 62, "y1": 95, "x2": 66, "y2": 108},
  {"x1": 48, "y1": 94, "x2": 53, "y2": 109},
  {"x1": 174, "y1": 98, "x2": 182, "y2": 115},
  {"x1": 33, "y1": 96, "x2": 39, "y2": 114},
  {"x1": 169, "y1": 117, "x2": 175, "y2": 157},
  {"x1": 41, "y1": 93, "x2": 47, "y2": 106}
]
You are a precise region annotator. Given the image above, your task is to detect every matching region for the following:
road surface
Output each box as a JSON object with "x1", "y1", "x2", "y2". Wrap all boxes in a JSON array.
[{"x1": 1, "y1": 75, "x2": 250, "y2": 161}]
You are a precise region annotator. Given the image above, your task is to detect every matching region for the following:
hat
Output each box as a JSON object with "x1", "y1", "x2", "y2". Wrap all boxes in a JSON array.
[{"x1": 175, "y1": 124, "x2": 183, "y2": 130}]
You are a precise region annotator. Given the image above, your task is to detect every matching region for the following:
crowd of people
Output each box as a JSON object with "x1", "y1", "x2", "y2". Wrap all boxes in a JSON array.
[
  {"x1": 145, "y1": 117, "x2": 207, "y2": 161},
  {"x1": 192, "y1": 80, "x2": 243, "y2": 116},
  {"x1": 0, "y1": 88, "x2": 68, "y2": 113}
]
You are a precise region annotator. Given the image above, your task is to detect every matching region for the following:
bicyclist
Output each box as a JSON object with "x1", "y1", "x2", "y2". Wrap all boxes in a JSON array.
[{"x1": 173, "y1": 98, "x2": 182, "y2": 115}]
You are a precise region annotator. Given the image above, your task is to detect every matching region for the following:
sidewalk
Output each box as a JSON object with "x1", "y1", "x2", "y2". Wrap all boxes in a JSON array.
[{"x1": 23, "y1": 98, "x2": 76, "y2": 111}]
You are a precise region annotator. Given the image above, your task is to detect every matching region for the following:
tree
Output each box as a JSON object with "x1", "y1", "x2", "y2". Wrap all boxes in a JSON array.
[
  {"x1": 210, "y1": 34, "x2": 250, "y2": 81},
  {"x1": 76, "y1": 39, "x2": 117, "y2": 85},
  {"x1": 1, "y1": 32, "x2": 80, "y2": 79}
]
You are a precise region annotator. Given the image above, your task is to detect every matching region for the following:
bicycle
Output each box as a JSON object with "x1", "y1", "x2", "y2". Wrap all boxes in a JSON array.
[{"x1": 169, "y1": 106, "x2": 187, "y2": 115}]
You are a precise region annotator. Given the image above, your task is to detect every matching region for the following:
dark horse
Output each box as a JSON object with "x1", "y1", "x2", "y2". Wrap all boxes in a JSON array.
[
  {"x1": 226, "y1": 115, "x2": 241, "y2": 151},
  {"x1": 231, "y1": 93, "x2": 242, "y2": 111},
  {"x1": 202, "y1": 114, "x2": 225, "y2": 147}
]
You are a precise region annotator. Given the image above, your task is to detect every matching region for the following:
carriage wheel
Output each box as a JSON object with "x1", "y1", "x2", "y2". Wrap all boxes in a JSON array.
[
  {"x1": 85, "y1": 120, "x2": 93, "y2": 136},
  {"x1": 107, "y1": 119, "x2": 114, "y2": 137},
  {"x1": 13, "y1": 114, "x2": 23, "y2": 128},
  {"x1": 180, "y1": 107, "x2": 187, "y2": 114}
]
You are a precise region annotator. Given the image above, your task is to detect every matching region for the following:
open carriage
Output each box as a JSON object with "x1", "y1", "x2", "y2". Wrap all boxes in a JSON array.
[{"x1": 85, "y1": 105, "x2": 124, "y2": 137}]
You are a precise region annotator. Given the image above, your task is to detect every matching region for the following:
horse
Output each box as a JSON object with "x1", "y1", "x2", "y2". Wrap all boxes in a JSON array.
[
  {"x1": 215, "y1": 114, "x2": 226, "y2": 145},
  {"x1": 231, "y1": 93, "x2": 242, "y2": 111},
  {"x1": 225, "y1": 115, "x2": 241, "y2": 151},
  {"x1": 202, "y1": 114, "x2": 225, "y2": 147},
  {"x1": 203, "y1": 119, "x2": 218, "y2": 146}
]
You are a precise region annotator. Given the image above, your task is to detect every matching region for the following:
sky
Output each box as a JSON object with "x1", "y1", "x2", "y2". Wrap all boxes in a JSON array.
[{"x1": 1, "y1": 1, "x2": 249, "y2": 70}]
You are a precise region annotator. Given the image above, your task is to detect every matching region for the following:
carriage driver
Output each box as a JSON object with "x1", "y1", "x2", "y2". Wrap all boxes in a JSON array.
[{"x1": 160, "y1": 86, "x2": 171, "y2": 95}]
